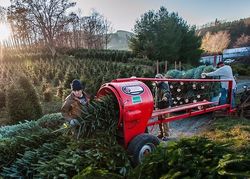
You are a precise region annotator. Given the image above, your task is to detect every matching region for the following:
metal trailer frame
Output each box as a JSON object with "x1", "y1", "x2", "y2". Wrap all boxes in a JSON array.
[{"x1": 112, "y1": 78, "x2": 235, "y2": 127}]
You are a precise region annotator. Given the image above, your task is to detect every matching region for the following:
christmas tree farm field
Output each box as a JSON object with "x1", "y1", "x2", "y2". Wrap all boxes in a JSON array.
[{"x1": 1, "y1": 96, "x2": 250, "y2": 178}]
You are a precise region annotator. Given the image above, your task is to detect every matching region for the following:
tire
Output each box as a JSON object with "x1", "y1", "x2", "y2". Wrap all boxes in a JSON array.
[{"x1": 127, "y1": 133, "x2": 160, "y2": 166}]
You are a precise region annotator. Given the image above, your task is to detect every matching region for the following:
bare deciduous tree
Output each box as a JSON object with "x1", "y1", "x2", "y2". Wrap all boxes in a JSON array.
[
  {"x1": 201, "y1": 32, "x2": 211, "y2": 52},
  {"x1": 234, "y1": 33, "x2": 250, "y2": 48},
  {"x1": 67, "y1": 9, "x2": 86, "y2": 48},
  {"x1": 9, "y1": 0, "x2": 76, "y2": 57},
  {"x1": 201, "y1": 31, "x2": 230, "y2": 53},
  {"x1": 0, "y1": 6, "x2": 6, "y2": 22},
  {"x1": 103, "y1": 19, "x2": 113, "y2": 49},
  {"x1": 82, "y1": 10, "x2": 112, "y2": 49}
]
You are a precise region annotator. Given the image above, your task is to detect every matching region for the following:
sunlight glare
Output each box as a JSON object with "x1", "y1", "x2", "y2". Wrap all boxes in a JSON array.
[{"x1": 0, "y1": 23, "x2": 11, "y2": 41}]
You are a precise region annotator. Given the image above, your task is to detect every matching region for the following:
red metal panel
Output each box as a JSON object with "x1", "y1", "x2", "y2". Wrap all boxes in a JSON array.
[
  {"x1": 227, "y1": 80, "x2": 233, "y2": 111},
  {"x1": 112, "y1": 78, "x2": 233, "y2": 83},
  {"x1": 97, "y1": 81, "x2": 154, "y2": 148},
  {"x1": 147, "y1": 104, "x2": 230, "y2": 126},
  {"x1": 152, "y1": 101, "x2": 215, "y2": 117}
]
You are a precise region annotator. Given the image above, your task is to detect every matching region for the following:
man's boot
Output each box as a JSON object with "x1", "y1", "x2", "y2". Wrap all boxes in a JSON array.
[
  {"x1": 157, "y1": 123, "x2": 164, "y2": 138},
  {"x1": 163, "y1": 122, "x2": 170, "y2": 137}
]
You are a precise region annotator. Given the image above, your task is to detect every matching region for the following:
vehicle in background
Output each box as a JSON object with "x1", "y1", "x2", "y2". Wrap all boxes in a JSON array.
[
  {"x1": 200, "y1": 54, "x2": 223, "y2": 66},
  {"x1": 223, "y1": 47, "x2": 250, "y2": 59},
  {"x1": 200, "y1": 46, "x2": 250, "y2": 66},
  {"x1": 224, "y1": 59, "x2": 235, "y2": 64}
]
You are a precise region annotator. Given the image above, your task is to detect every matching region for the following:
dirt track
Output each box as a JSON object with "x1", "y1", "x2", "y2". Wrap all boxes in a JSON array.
[
  {"x1": 148, "y1": 113, "x2": 213, "y2": 138},
  {"x1": 169, "y1": 113, "x2": 212, "y2": 137}
]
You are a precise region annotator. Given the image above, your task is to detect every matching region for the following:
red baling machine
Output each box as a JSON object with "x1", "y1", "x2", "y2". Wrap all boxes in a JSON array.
[{"x1": 97, "y1": 77, "x2": 235, "y2": 165}]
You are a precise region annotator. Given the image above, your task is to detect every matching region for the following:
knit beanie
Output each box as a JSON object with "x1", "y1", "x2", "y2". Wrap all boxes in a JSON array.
[
  {"x1": 71, "y1": 79, "x2": 83, "y2": 91},
  {"x1": 155, "y1": 73, "x2": 164, "y2": 78}
]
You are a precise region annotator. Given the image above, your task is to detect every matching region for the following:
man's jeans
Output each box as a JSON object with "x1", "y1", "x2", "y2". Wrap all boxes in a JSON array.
[{"x1": 219, "y1": 88, "x2": 236, "y2": 108}]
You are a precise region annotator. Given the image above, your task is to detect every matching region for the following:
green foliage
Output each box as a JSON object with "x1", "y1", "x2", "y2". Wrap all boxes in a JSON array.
[
  {"x1": 0, "y1": 120, "x2": 38, "y2": 138},
  {"x1": 231, "y1": 63, "x2": 250, "y2": 76},
  {"x1": 129, "y1": 137, "x2": 230, "y2": 178},
  {"x1": 43, "y1": 88, "x2": 53, "y2": 102},
  {"x1": 1, "y1": 136, "x2": 68, "y2": 178},
  {"x1": 37, "y1": 113, "x2": 64, "y2": 130},
  {"x1": 73, "y1": 166, "x2": 123, "y2": 179},
  {"x1": 193, "y1": 65, "x2": 206, "y2": 79},
  {"x1": 0, "y1": 97, "x2": 131, "y2": 178},
  {"x1": 184, "y1": 68, "x2": 195, "y2": 78},
  {"x1": 0, "y1": 113, "x2": 63, "y2": 138},
  {"x1": 6, "y1": 87, "x2": 30, "y2": 123},
  {"x1": 78, "y1": 95, "x2": 120, "y2": 137},
  {"x1": 0, "y1": 113, "x2": 64, "y2": 177},
  {"x1": 0, "y1": 89, "x2": 6, "y2": 109},
  {"x1": 0, "y1": 128, "x2": 59, "y2": 170},
  {"x1": 62, "y1": 88, "x2": 71, "y2": 101},
  {"x1": 70, "y1": 48, "x2": 135, "y2": 63},
  {"x1": 2, "y1": 53, "x2": 249, "y2": 178},
  {"x1": 200, "y1": 117, "x2": 250, "y2": 178},
  {"x1": 56, "y1": 85, "x2": 64, "y2": 98},
  {"x1": 11, "y1": 96, "x2": 131, "y2": 178},
  {"x1": 63, "y1": 66, "x2": 79, "y2": 89},
  {"x1": 128, "y1": 58, "x2": 154, "y2": 66},
  {"x1": 217, "y1": 154, "x2": 250, "y2": 177},
  {"x1": 0, "y1": 57, "x2": 154, "y2": 103},
  {"x1": 1, "y1": 96, "x2": 250, "y2": 178},
  {"x1": 34, "y1": 136, "x2": 130, "y2": 178},
  {"x1": 166, "y1": 65, "x2": 220, "y2": 106},
  {"x1": 6, "y1": 76, "x2": 42, "y2": 123},
  {"x1": 166, "y1": 69, "x2": 184, "y2": 78},
  {"x1": 18, "y1": 76, "x2": 42, "y2": 116},
  {"x1": 202, "y1": 117, "x2": 250, "y2": 153},
  {"x1": 130, "y1": 6, "x2": 202, "y2": 64}
]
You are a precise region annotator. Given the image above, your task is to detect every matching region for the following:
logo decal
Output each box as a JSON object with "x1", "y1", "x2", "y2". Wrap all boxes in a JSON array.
[
  {"x1": 122, "y1": 85, "x2": 144, "y2": 95},
  {"x1": 132, "y1": 96, "x2": 142, "y2": 104}
]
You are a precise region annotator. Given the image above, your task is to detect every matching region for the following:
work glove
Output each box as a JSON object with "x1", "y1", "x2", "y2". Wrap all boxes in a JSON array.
[
  {"x1": 162, "y1": 97, "x2": 168, "y2": 101},
  {"x1": 201, "y1": 73, "x2": 207, "y2": 78},
  {"x1": 69, "y1": 119, "x2": 80, "y2": 127}
]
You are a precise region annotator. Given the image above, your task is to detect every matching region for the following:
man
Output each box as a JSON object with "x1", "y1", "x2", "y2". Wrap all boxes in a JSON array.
[
  {"x1": 201, "y1": 61, "x2": 236, "y2": 108},
  {"x1": 61, "y1": 79, "x2": 89, "y2": 130},
  {"x1": 153, "y1": 74, "x2": 172, "y2": 139}
]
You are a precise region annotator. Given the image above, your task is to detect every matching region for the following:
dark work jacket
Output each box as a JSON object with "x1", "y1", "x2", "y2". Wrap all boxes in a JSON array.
[
  {"x1": 61, "y1": 92, "x2": 89, "y2": 121},
  {"x1": 154, "y1": 82, "x2": 172, "y2": 109}
]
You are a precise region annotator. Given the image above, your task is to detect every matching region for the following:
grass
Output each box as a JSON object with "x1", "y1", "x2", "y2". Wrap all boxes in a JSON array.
[
  {"x1": 0, "y1": 108, "x2": 10, "y2": 126},
  {"x1": 41, "y1": 98, "x2": 62, "y2": 115},
  {"x1": 200, "y1": 117, "x2": 250, "y2": 153}
]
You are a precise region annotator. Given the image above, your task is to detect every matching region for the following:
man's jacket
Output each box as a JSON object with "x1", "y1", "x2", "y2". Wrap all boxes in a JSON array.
[
  {"x1": 61, "y1": 92, "x2": 88, "y2": 121},
  {"x1": 154, "y1": 82, "x2": 172, "y2": 109}
]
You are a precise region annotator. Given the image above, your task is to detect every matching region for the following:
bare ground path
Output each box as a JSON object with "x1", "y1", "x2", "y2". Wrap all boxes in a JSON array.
[{"x1": 169, "y1": 113, "x2": 213, "y2": 137}]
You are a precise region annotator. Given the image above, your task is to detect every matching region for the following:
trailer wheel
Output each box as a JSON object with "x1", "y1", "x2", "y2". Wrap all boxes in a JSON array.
[{"x1": 127, "y1": 133, "x2": 160, "y2": 166}]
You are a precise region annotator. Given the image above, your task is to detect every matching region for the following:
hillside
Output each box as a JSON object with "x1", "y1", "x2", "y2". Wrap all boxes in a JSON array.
[
  {"x1": 107, "y1": 30, "x2": 133, "y2": 51},
  {"x1": 108, "y1": 18, "x2": 250, "y2": 51},
  {"x1": 197, "y1": 17, "x2": 250, "y2": 48}
]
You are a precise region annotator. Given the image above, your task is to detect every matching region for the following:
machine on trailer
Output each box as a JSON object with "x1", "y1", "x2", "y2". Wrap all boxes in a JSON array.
[{"x1": 97, "y1": 77, "x2": 241, "y2": 165}]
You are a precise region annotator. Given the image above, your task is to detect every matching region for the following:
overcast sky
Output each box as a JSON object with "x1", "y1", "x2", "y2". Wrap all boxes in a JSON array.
[{"x1": 2, "y1": 0, "x2": 250, "y2": 32}]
